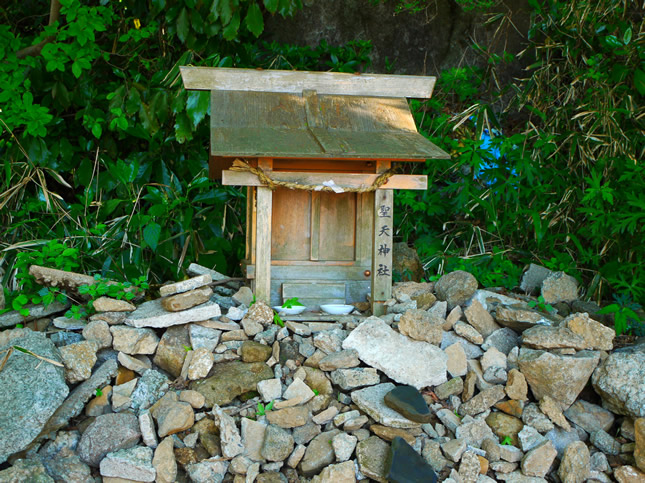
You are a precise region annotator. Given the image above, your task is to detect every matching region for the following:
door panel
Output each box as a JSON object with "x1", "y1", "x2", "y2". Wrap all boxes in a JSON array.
[
  {"x1": 318, "y1": 192, "x2": 356, "y2": 261},
  {"x1": 271, "y1": 188, "x2": 311, "y2": 260}
]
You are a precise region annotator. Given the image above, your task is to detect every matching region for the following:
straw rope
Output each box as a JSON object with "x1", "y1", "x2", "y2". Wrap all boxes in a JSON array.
[{"x1": 229, "y1": 159, "x2": 395, "y2": 192}]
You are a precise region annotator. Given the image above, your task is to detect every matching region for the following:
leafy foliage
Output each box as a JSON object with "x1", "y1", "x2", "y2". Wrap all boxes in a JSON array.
[{"x1": 395, "y1": 0, "x2": 644, "y2": 305}]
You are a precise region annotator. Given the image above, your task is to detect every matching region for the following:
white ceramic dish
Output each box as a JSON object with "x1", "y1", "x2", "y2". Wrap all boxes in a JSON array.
[
  {"x1": 273, "y1": 305, "x2": 307, "y2": 315},
  {"x1": 320, "y1": 304, "x2": 354, "y2": 315}
]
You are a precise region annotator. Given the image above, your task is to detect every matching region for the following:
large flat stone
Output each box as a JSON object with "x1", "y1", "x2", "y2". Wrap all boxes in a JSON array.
[
  {"x1": 191, "y1": 361, "x2": 274, "y2": 407},
  {"x1": 342, "y1": 317, "x2": 447, "y2": 389},
  {"x1": 125, "y1": 299, "x2": 221, "y2": 328},
  {"x1": 352, "y1": 383, "x2": 420, "y2": 429},
  {"x1": 519, "y1": 348, "x2": 600, "y2": 410},
  {"x1": 0, "y1": 330, "x2": 69, "y2": 464}
]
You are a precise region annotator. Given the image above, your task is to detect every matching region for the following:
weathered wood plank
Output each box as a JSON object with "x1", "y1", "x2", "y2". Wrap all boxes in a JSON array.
[
  {"x1": 282, "y1": 282, "x2": 346, "y2": 300},
  {"x1": 222, "y1": 171, "x2": 428, "y2": 190},
  {"x1": 318, "y1": 192, "x2": 356, "y2": 261},
  {"x1": 372, "y1": 161, "x2": 393, "y2": 316},
  {"x1": 182, "y1": 67, "x2": 437, "y2": 98},
  {"x1": 357, "y1": 193, "x2": 373, "y2": 264},
  {"x1": 271, "y1": 189, "x2": 311, "y2": 261},
  {"x1": 247, "y1": 265, "x2": 371, "y2": 281},
  {"x1": 310, "y1": 191, "x2": 320, "y2": 261},
  {"x1": 254, "y1": 159, "x2": 273, "y2": 302}
]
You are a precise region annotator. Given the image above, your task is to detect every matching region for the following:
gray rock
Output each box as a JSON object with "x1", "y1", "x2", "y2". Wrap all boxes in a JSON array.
[
  {"x1": 241, "y1": 417, "x2": 268, "y2": 461},
  {"x1": 212, "y1": 404, "x2": 244, "y2": 458},
  {"x1": 130, "y1": 369, "x2": 170, "y2": 412},
  {"x1": 0, "y1": 330, "x2": 69, "y2": 464},
  {"x1": 455, "y1": 417, "x2": 496, "y2": 447},
  {"x1": 545, "y1": 426, "x2": 585, "y2": 459},
  {"x1": 398, "y1": 309, "x2": 443, "y2": 345},
  {"x1": 50, "y1": 331, "x2": 84, "y2": 347},
  {"x1": 564, "y1": 400, "x2": 614, "y2": 433},
  {"x1": 352, "y1": 383, "x2": 420, "y2": 428},
  {"x1": 39, "y1": 359, "x2": 118, "y2": 437},
  {"x1": 330, "y1": 368, "x2": 380, "y2": 390},
  {"x1": 59, "y1": 340, "x2": 98, "y2": 384},
  {"x1": 189, "y1": 324, "x2": 221, "y2": 351},
  {"x1": 541, "y1": 271, "x2": 578, "y2": 304},
  {"x1": 77, "y1": 412, "x2": 141, "y2": 467},
  {"x1": 299, "y1": 429, "x2": 342, "y2": 476},
  {"x1": 185, "y1": 458, "x2": 230, "y2": 483},
  {"x1": 342, "y1": 317, "x2": 447, "y2": 388},
  {"x1": 494, "y1": 306, "x2": 556, "y2": 332},
  {"x1": 444, "y1": 343, "x2": 467, "y2": 379},
  {"x1": 521, "y1": 325, "x2": 587, "y2": 350},
  {"x1": 153, "y1": 325, "x2": 190, "y2": 378},
  {"x1": 282, "y1": 378, "x2": 315, "y2": 403},
  {"x1": 592, "y1": 343, "x2": 645, "y2": 418},
  {"x1": 0, "y1": 458, "x2": 54, "y2": 482},
  {"x1": 482, "y1": 328, "x2": 520, "y2": 355},
  {"x1": 125, "y1": 298, "x2": 221, "y2": 328},
  {"x1": 435, "y1": 271, "x2": 479, "y2": 309},
  {"x1": 441, "y1": 438, "x2": 466, "y2": 462},
  {"x1": 0, "y1": 301, "x2": 69, "y2": 327},
  {"x1": 356, "y1": 435, "x2": 389, "y2": 482},
  {"x1": 454, "y1": 320, "x2": 484, "y2": 345},
  {"x1": 100, "y1": 445, "x2": 155, "y2": 481},
  {"x1": 332, "y1": 432, "x2": 358, "y2": 462},
  {"x1": 192, "y1": 361, "x2": 274, "y2": 407},
  {"x1": 435, "y1": 377, "x2": 464, "y2": 400},
  {"x1": 232, "y1": 286, "x2": 255, "y2": 307},
  {"x1": 423, "y1": 439, "x2": 449, "y2": 472},
  {"x1": 441, "y1": 331, "x2": 484, "y2": 359},
  {"x1": 110, "y1": 325, "x2": 159, "y2": 354},
  {"x1": 465, "y1": 299, "x2": 500, "y2": 338},
  {"x1": 319, "y1": 349, "x2": 360, "y2": 371},
  {"x1": 518, "y1": 426, "x2": 547, "y2": 452},
  {"x1": 521, "y1": 403, "x2": 554, "y2": 433},
  {"x1": 44, "y1": 450, "x2": 93, "y2": 483},
  {"x1": 520, "y1": 440, "x2": 557, "y2": 478},
  {"x1": 558, "y1": 440, "x2": 590, "y2": 483},
  {"x1": 313, "y1": 328, "x2": 346, "y2": 354},
  {"x1": 459, "y1": 450, "x2": 481, "y2": 482},
  {"x1": 518, "y1": 348, "x2": 600, "y2": 410},
  {"x1": 590, "y1": 430, "x2": 621, "y2": 455},
  {"x1": 459, "y1": 385, "x2": 505, "y2": 416},
  {"x1": 159, "y1": 274, "x2": 211, "y2": 297},
  {"x1": 520, "y1": 264, "x2": 553, "y2": 294},
  {"x1": 82, "y1": 319, "x2": 113, "y2": 349},
  {"x1": 261, "y1": 424, "x2": 295, "y2": 462}
]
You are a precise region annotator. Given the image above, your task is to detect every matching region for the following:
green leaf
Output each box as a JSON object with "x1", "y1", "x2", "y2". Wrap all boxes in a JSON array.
[
  {"x1": 72, "y1": 61, "x2": 82, "y2": 78},
  {"x1": 174, "y1": 112, "x2": 193, "y2": 143},
  {"x1": 143, "y1": 222, "x2": 162, "y2": 251},
  {"x1": 222, "y1": 11, "x2": 241, "y2": 40},
  {"x1": 186, "y1": 91, "x2": 210, "y2": 129},
  {"x1": 176, "y1": 8, "x2": 189, "y2": 43},
  {"x1": 623, "y1": 27, "x2": 632, "y2": 45},
  {"x1": 245, "y1": 2, "x2": 264, "y2": 37},
  {"x1": 263, "y1": 0, "x2": 279, "y2": 13},
  {"x1": 92, "y1": 123, "x2": 102, "y2": 139}
]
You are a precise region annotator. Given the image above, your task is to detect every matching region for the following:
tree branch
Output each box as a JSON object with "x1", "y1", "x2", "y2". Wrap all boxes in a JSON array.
[{"x1": 15, "y1": 0, "x2": 62, "y2": 59}]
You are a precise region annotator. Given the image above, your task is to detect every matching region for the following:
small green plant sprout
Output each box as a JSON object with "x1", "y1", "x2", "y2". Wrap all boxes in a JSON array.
[
  {"x1": 528, "y1": 295, "x2": 554, "y2": 313},
  {"x1": 282, "y1": 297, "x2": 304, "y2": 309},
  {"x1": 95, "y1": 388, "x2": 103, "y2": 397},
  {"x1": 250, "y1": 294, "x2": 256, "y2": 307},
  {"x1": 312, "y1": 389, "x2": 320, "y2": 396},
  {"x1": 183, "y1": 345, "x2": 192, "y2": 352},
  {"x1": 15, "y1": 323, "x2": 23, "y2": 329},
  {"x1": 273, "y1": 312, "x2": 285, "y2": 327},
  {"x1": 501, "y1": 436, "x2": 513, "y2": 446},
  {"x1": 597, "y1": 293, "x2": 643, "y2": 336},
  {"x1": 256, "y1": 400, "x2": 274, "y2": 417}
]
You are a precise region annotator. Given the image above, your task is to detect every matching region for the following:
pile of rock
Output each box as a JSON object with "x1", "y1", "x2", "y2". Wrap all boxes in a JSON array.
[{"x1": 0, "y1": 265, "x2": 644, "y2": 483}]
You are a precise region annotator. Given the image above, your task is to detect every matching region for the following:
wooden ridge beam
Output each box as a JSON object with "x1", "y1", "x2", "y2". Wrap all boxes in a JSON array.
[
  {"x1": 181, "y1": 67, "x2": 436, "y2": 99},
  {"x1": 222, "y1": 171, "x2": 428, "y2": 191}
]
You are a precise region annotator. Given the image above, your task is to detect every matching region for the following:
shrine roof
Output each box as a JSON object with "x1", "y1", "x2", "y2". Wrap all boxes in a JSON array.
[{"x1": 180, "y1": 67, "x2": 450, "y2": 161}]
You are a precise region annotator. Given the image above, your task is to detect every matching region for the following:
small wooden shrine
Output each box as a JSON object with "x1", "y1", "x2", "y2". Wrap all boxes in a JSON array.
[{"x1": 180, "y1": 67, "x2": 449, "y2": 314}]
